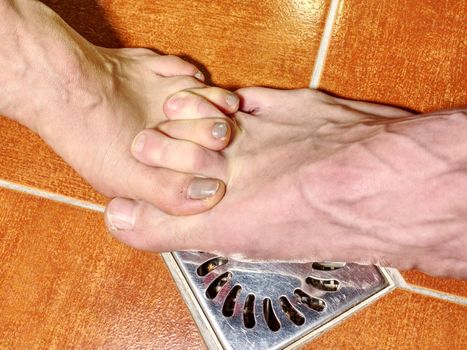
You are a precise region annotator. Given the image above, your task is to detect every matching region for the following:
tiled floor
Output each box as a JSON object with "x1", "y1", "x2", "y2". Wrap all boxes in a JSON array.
[
  {"x1": 0, "y1": 0, "x2": 466, "y2": 349},
  {"x1": 305, "y1": 289, "x2": 467, "y2": 350},
  {"x1": 0, "y1": 188, "x2": 206, "y2": 349},
  {"x1": 319, "y1": 0, "x2": 467, "y2": 113}
]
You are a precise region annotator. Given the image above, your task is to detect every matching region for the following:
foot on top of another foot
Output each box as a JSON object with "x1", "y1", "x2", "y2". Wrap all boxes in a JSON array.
[{"x1": 107, "y1": 87, "x2": 467, "y2": 278}]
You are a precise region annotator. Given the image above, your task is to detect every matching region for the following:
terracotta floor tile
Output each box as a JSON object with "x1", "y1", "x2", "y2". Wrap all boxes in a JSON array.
[
  {"x1": 1, "y1": 0, "x2": 328, "y2": 201},
  {"x1": 96, "y1": 0, "x2": 329, "y2": 89},
  {"x1": 0, "y1": 188, "x2": 205, "y2": 349},
  {"x1": 0, "y1": 117, "x2": 106, "y2": 204},
  {"x1": 401, "y1": 270, "x2": 467, "y2": 298},
  {"x1": 320, "y1": 0, "x2": 467, "y2": 112},
  {"x1": 303, "y1": 289, "x2": 467, "y2": 350}
]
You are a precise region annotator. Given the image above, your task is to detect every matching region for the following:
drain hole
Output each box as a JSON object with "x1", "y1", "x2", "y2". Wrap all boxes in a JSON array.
[
  {"x1": 294, "y1": 289, "x2": 326, "y2": 312},
  {"x1": 243, "y1": 294, "x2": 256, "y2": 329},
  {"x1": 197, "y1": 257, "x2": 228, "y2": 276},
  {"x1": 263, "y1": 298, "x2": 281, "y2": 332},
  {"x1": 279, "y1": 296, "x2": 305, "y2": 326},
  {"x1": 205, "y1": 272, "x2": 232, "y2": 299},
  {"x1": 306, "y1": 277, "x2": 340, "y2": 291},
  {"x1": 312, "y1": 262, "x2": 346, "y2": 271},
  {"x1": 222, "y1": 285, "x2": 242, "y2": 317}
]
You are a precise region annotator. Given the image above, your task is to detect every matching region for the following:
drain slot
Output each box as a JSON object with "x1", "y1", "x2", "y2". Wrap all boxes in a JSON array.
[
  {"x1": 312, "y1": 262, "x2": 346, "y2": 271},
  {"x1": 306, "y1": 277, "x2": 340, "y2": 292},
  {"x1": 243, "y1": 294, "x2": 256, "y2": 329},
  {"x1": 263, "y1": 298, "x2": 281, "y2": 332},
  {"x1": 279, "y1": 296, "x2": 305, "y2": 326},
  {"x1": 197, "y1": 257, "x2": 228, "y2": 276},
  {"x1": 294, "y1": 289, "x2": 326, "y2": 312},
  {"x1": 222, "y1": 285, "x2": 242, "y2": 317},
  {"x1": 206, "y1": 272, "x2": 232, "y2": 299},
  {"x1": 169, "y1": 252, "x2": 390, "y2": 350}
]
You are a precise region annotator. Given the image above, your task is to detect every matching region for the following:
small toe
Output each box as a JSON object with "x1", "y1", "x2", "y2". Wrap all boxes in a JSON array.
[
  {"x1": 188, "y1": 87, "x2": 240, "y2": 114},
  {"x1": 164, "y1": 90, "x2": 227, "y2": 120},
  {"x1": 157, "y1": 118, "x2": 233, "y2": 151},
  {"x1": 120, "y1": 160, "x2": 225, "y2": 216},
  {"x1": 132, "y1": 129, "x2": 227, "y2": 180},
  {"x1": 150, "y1": 54, "x2": 205, "y2": 80}
]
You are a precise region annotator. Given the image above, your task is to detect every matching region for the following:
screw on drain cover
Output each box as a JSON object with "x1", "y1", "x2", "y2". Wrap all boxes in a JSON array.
[{"x1": 168, "y1": 251, "x2": 391, "y2": 350}]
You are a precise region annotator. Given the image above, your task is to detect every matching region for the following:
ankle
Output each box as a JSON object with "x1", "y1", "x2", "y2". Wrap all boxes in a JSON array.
[{"x1": 0, "y1": 0, "x2": 112, "y2": 133}]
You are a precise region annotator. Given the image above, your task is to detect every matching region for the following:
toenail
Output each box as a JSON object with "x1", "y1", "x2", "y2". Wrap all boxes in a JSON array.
[
  {"x1": 132, "y1": 133, "x2": 146, "y2": 154},
  {"x1": 212, "y1": 122, "x2": 228, "y2": 139},
  {"x1": 167, "y1": 96, "x2": 182, "y2": 111},
  {"x1": 194, "y1": 71, "x2": 205, "y2": 81},
  {"x1": 107, "y1": 199, "x2": 136, "y2": 231},
  {"x1": 187, "y1": 177, "x2": 220, "y2": 200},
  {"x1": 226, "y1": 93, "x2": 239, "y2": 108}
]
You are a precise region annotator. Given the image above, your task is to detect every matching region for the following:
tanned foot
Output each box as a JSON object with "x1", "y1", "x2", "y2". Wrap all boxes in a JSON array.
[{"x1": 0, "y1": 0, "x2": 238, "y2": 215}]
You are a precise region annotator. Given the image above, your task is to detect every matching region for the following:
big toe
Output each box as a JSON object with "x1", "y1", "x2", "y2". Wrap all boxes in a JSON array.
[{"x1": 105, "y1": 198, "x2": 200, "y2": 252}]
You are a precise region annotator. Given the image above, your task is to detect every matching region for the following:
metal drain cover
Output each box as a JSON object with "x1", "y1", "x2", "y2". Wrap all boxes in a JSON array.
[{"x1": 164, "y1": 251, "x2": 392, "y2": 350}]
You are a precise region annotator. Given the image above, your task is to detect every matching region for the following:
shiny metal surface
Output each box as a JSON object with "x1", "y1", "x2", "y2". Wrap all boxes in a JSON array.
[{"x1": 165, "y1": 252, "x2": 392, "y2": 350}]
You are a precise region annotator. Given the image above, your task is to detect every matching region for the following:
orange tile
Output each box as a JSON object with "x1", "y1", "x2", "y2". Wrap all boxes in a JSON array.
[
  {"x1": 320, "y1": 0, "x2": 467, "y2": 112},
  {"x1": 0, "y1": 117, "x2": 106, "y2": 204},
  {"x1": 401, "y1": 270, "x2": 467, "y2": 298},
  {"x1": 303, "y1": 289, "x2": 467, "y2": 350},
  {"x1": 98, "y1": 0, "x2": 329, "y2": 89},
  {"x1": 1, "y1": 0, "x2": 328, "y2": 201},
  {"x1": 0, "y1": 188, "x2": 205, "y2": 349}
]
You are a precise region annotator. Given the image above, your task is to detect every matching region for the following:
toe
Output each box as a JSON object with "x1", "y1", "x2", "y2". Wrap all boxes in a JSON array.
[
  {"x1": 157, "y1": 118, "x2": 232, "y2": 151},
  {"x1": 164, "y1": 88, "x2": 239, "y2": 119},
  {"x1": 188, "y1": 87, "x2": 240, "y2": 114},
  {"x1": 164, "y1": 90, "x2": 227, "y2": 120},
  {"x1": 150, "y1": 54, "x2": 205, "y2": 81},
  {"x1": 125, "y1": 162, "x2": 225, "y2": 215},
  {"x1": 105, "y1": 198, "x2": 199, "y2": 252},
  {"x1": 132, "y1": 129, "x2": 227, "y2": 179}
]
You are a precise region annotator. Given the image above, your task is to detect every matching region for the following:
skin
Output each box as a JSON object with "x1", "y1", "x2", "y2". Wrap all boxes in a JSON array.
[
  {"x1": 107, "y1": 88, "x2": 467, "y2": 279},
  {"x1": 0, "y1": 0, "x2": 237, "y2": 215},
  {"x1": 1, "y1": 1, "x2": 464, "y2": 278}
]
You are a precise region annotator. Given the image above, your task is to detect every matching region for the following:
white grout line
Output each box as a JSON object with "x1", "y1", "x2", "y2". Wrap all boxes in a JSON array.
[
  {"x1": 0, "y1": 179, "x2": 105, "y2": 213},
  {"x1": 402, "y1": 284, "x2": 467, "y2": 306},
  {"x1": 309, "y1": 0, "x2": 341, "y2": 89},
  {"x1": 386, "y1": 267, "x2": 467, "y2": 305},
  {"x1": 383, "y1": 267, "x2": 408, "y2": 287}
]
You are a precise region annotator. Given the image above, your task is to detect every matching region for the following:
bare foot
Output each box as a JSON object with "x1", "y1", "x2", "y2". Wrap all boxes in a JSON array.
[
  {"x1": 107, "y1": 87, "x2": 467, "y2": 278},
  {"x1": 0, "y1": 0, "x2": 238, "y2": 214}
]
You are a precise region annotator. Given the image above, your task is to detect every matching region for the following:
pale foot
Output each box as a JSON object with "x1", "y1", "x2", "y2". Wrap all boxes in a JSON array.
[
  {"x1": 1, "y1": 0, "x2": 238, "y2": 215},
  {"x1": 106, "y1": 87, "x2": 467, "y2": 278}
]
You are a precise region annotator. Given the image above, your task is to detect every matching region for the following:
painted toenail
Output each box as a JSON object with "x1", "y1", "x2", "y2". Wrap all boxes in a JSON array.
[
  {"x1": 226, "y1": 93, "x2": 239, "y2": 107},
  {"x1": 187, "y1": 178, "x2": 220, "y2": 200},
  {"x1": 194, "y1": 71, "x2": 204, "y2": 81},
  {"x1": 132, "y1": 133, "x2": 146, "y2": 154},
  {"x1": 107, "y1": 199, "x2": 136, "y2": 231},
  {"x1": 212, "y1": 122, "x2": 228, "y2": 139}
]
